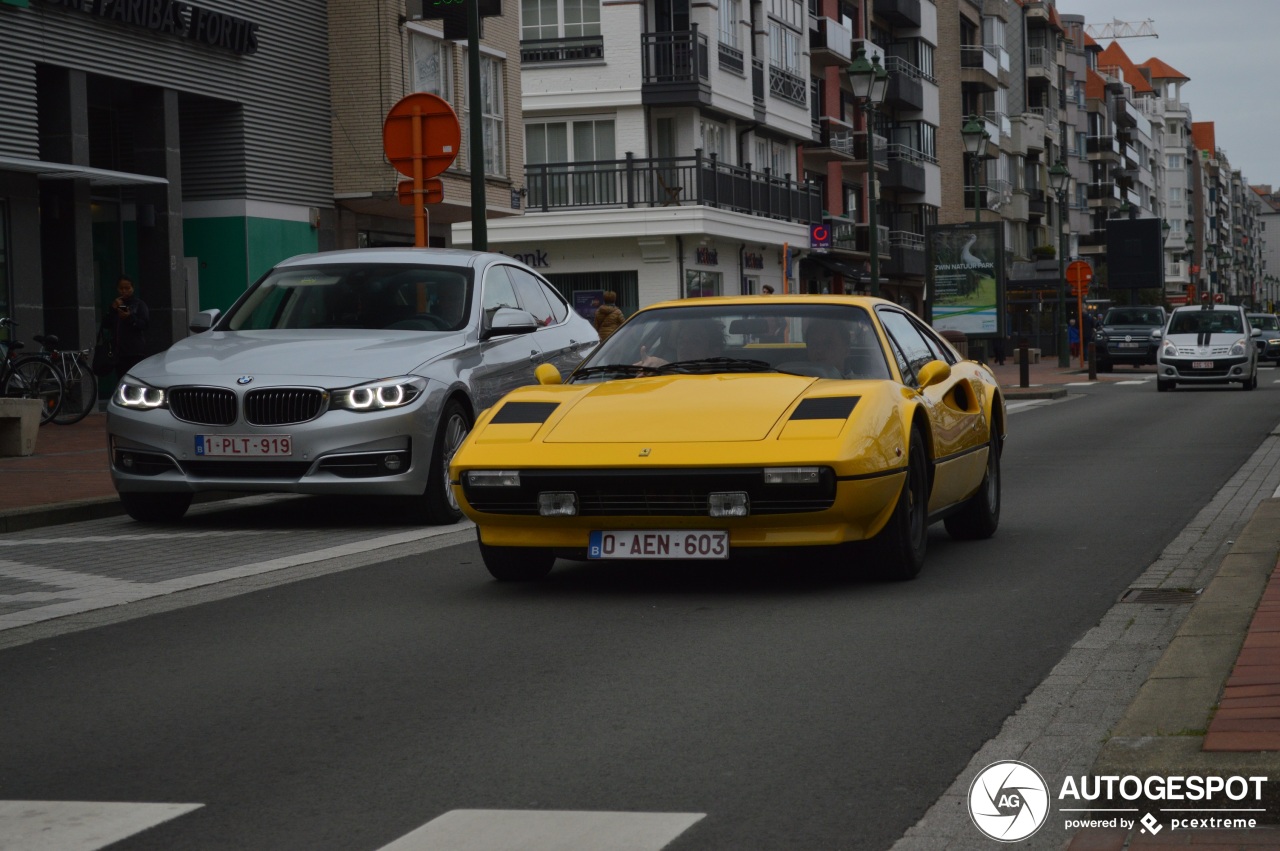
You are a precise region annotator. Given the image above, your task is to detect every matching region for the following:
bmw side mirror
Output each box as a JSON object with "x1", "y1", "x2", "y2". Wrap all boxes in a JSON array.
[
  {"x1": 189, "y1": 309, "x2": 221, "y2": 333},
  {"x1": 481, "y1": 307, "x2": 540, "y2": 340}
]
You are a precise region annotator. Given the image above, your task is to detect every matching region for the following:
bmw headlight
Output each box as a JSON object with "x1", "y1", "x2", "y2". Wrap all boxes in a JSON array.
[
  {"x1": 331, "y1": 376, "x2": 427, "y2": 412},
  {"x1": 112, "y1": 380, "x2": 167, "y2": 410},
  {"x1": 1230, "y1": 339, "x2": 1248, "y2": 357}
]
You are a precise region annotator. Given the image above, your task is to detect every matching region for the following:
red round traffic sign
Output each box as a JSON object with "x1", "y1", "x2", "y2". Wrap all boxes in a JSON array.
[{"x1": 383, "y1": 93, "x2": 462, "y2": 179}]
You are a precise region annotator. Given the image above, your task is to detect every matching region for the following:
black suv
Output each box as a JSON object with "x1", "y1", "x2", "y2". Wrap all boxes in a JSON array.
[{"x1": 1094, "y1": 306, "x2": 1167, "y2": 371}]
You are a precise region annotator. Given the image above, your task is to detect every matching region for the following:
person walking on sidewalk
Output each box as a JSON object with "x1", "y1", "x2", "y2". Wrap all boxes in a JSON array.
[
  {"x1": 593, "y1": 290, "x2": 625, "y2": 343},
  {"x1": 103, "y1": 275, "x2": 151, "y2": 381},
  {"x1": 1068, "y1": 318, "x2": 1080, "y2": 359}
]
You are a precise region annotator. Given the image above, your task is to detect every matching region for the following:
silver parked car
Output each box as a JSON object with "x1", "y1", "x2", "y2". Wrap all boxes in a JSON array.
[
  {"x1": 107, "y1": 248, "x2": 599, "y2": 522},
  {"x1": 1156, "y1": 303, "x2": 1259, "y2": 392}
]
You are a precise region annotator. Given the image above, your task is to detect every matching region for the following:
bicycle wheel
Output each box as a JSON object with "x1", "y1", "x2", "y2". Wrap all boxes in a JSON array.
[
  {"x1": 4, "y1": 356, "x2": 63, "y2": 424},
  {"x1": 52, "y1": 355, "x2": 99, "y2": 425}
]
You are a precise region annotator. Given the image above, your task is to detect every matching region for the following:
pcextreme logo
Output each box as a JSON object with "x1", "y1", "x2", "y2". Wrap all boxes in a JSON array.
[{"x1": 968, "y1": 760, "x2": 1050, "y2": 842}]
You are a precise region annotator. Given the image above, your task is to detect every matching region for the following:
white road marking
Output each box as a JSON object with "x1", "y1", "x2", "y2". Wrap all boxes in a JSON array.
[
  {"x1": 0, "y1": 531, "x2": 287, "y2": 546},
  {"x1": 0, "y1": 523, "x2": 474, "y2": 631},
  {"x1": 0, "y1": 801, "x2": 202, "y2": 851},
  {"x1": 1114, "y1": 380, "x2": 1148, "y2": 385},
  {"x1": 376, "y1": 810, "x2": 706, "y2": 851}
]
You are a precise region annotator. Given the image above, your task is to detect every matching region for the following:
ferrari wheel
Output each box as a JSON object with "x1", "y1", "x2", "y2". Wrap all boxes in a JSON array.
[
  {"x1": 944, "y1": 427, "x2": 1001, "y2": 541},
  {"x1": 415, "y1": 399, "x2": 471, "y2": 525},
  {"x1": 869, "y1": 426, "x2": 928, "y2": 581},
  {"x1": 480, "y1": 541, "x2": 555, "y2": 581},
  {"x1": 119, "y1": 491, "x2": 192, "y2": 523}
]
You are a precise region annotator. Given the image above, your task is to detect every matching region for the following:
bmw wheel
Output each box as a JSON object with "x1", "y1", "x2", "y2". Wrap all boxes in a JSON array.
[{"x1": 419, "y1": 398, "x2": 471, "y2": 525}]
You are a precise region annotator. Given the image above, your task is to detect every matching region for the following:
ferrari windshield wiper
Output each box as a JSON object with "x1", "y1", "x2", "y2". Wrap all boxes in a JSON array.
[
  {"x1": 570, "y1": 364, "x2": 659, "y2": 381},
  {"x1": 653, "y1": 357, "x2": 778, "y2": 374}
]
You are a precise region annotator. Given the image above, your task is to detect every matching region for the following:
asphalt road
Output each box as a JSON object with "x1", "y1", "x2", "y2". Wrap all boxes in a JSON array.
[{"x1": 1, "y1": 374, "x2": 1277, "y2": 850}]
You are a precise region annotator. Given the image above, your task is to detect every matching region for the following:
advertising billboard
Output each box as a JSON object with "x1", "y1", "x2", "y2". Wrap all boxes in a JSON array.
[{"x1": 926, "y1": 222, "x2": 1005, "y2": 337}]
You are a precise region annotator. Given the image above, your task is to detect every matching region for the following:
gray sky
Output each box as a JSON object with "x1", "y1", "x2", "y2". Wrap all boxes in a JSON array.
[{"x1": 1059, "y1": 0, "x2": 1277, "y2": 189}]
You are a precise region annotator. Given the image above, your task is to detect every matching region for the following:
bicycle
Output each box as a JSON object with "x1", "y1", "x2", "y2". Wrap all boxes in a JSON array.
[
  {"x1": 30, "y1": 332, "x2": 99, "y2": 425},
  {"x1": 0, "y1": 318, "x2": 63, "y2": 424}
]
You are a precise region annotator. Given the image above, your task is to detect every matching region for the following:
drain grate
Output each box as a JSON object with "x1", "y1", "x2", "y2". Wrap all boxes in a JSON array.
[{"x1": 1120, "y1": 588, "x2": 1202, "y2": 605}]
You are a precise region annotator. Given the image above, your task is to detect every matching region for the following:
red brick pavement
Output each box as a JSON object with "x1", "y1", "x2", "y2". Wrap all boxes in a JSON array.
[{"x1": 0, "y1": 412, "x2": 114, "y2": 513}]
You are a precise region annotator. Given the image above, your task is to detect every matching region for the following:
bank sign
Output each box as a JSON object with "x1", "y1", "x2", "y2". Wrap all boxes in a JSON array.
[{"x1": 39, "y1": 0, "x2": 260, "y2": 55}]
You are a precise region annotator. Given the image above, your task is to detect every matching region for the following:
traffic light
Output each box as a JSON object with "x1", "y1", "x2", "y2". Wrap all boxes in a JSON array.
[{"x1": 406, "y1": 0, "x2": 503, "y2": 40}]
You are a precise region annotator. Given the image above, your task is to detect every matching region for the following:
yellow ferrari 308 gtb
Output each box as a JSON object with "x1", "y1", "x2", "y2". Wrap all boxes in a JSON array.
[{"x1": 450, "y1": 295, "x2": 1006, "y2": 581}]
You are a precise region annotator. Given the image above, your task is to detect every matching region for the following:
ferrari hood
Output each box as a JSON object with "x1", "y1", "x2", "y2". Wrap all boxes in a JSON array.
[
  {"x1": 540, "y1": 374, "x2": 827, "y2": 443},
  {"x1": 129, "y1": 329, "x2": 463, "y2": 383}
]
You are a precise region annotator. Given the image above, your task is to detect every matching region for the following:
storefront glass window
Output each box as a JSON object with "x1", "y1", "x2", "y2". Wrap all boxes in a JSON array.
[
  {"x1": 685, "y1": 270, "x2": 722, "y2": 298},
  {"x1": 0, "y1": 200, "x2": 8, "y2": 324}
]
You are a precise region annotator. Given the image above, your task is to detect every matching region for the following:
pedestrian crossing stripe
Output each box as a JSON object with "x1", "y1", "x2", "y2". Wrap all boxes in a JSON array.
[
  {"x1": 0, "y1": 804, "x2": 705, "y2": 851},
  {"x1": 0, "y1": 801, "x2": 202, "y2": 851},
  {"x1": 379, "y1": 810, "x2": 707, "y2": 850}
]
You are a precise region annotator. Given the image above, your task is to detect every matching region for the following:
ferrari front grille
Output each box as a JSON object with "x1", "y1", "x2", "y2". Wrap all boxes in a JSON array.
[{"x1": 463, "y1": 468, "x2": 836, "y2": 516}]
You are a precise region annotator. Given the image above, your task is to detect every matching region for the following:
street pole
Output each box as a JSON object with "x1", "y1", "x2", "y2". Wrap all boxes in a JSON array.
[
  {"x1": 866, "y1": 103, "x2": 879, "y2": 298},
  {"x1": 1057, "y1": 187, "x2": 1068, "y2": 368},
  {"x1": 468, "y1": 0, "x2": 487, "y2": 251}
]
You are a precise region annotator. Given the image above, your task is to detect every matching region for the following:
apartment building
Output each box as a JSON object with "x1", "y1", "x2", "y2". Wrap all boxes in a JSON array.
[
  {"x1": 328, "y1": 0, "x2": 525, "y2": 252},
  {"x1": 450, "y1": 0, "x2": 822, "y2": 313},
  {"x1": 1253, "y1": 185, "x2": 1280, "y2": 310}
]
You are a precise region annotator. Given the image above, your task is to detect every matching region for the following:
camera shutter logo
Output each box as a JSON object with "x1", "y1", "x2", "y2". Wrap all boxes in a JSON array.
[{"x1": 967, "y1": 760, "x2": 1050, "y2": 842}]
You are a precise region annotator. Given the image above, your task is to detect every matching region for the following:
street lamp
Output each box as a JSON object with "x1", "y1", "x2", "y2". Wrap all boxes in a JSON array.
[
  {"x1": 1048, "y1": 160, "x2": 1071, "y2": 368},
  {"x1": 961, "y1": 115, "x2": 991, "y2": 225},
  {"x1": 848, "y1": 47, "x2": 889, "y2": 297}
]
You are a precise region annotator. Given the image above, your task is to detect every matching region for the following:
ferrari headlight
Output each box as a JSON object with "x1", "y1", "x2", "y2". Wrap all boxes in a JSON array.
[
  {"x1": 112, "y1": 380, "x2": 167, "y2": 410},
  {"x1": 1230, "y1": 339, "x2": 1248, "y2": 357},
  {"x1": 331, "y1": 376, "x2": 426, "y2": 412},
  {"x1": 764, "y1": 467, "x2": 822, "y2": 485}
]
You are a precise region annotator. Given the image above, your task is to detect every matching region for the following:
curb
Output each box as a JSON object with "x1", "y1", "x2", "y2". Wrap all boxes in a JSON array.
[{"x1": 0, "y1": 492, "x2": 238, "y2": 535}]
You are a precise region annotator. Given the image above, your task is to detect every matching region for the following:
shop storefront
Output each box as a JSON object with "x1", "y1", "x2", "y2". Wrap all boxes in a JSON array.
[{"x1": 0, "y1": 0, "x2": 333, "y2": 354}]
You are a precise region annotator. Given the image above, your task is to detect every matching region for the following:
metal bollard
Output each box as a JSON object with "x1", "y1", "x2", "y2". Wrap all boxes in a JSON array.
[
  {"x1": 1018, "y1": 338, "x2": 1030, "y2": 388},
  {"x1": 1087, "y1": 342, "x2": 1097, "y2": 381}
]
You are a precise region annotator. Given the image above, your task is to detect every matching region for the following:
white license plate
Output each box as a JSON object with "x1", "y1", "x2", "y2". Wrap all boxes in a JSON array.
[
  {"x1": 1117, "y1": 342, "x2": 1140, "y2": 348},
  {"x1": 1192, "y1": 361, "x2": 1214, "y2": 369},
  {"x1": 588, "y1": 530, "x2": 729, "y2": 560},
  {"x1": 195, "y1": 434, "x2": 293, "y2": 457}
]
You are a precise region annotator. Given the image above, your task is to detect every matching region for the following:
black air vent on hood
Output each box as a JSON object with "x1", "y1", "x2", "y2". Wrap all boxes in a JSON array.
[
  {"x1": 491, "y1": 401, "x2": 560, "y2": 424},
  {"x1": 790, "y1": 397, "x2": 859, "y2": 420}
]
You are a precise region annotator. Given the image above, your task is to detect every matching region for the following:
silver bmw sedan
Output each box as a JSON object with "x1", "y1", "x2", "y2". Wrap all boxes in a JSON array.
[{"x1": 106, "y1": 248, "x2": 598, "y2": 523}]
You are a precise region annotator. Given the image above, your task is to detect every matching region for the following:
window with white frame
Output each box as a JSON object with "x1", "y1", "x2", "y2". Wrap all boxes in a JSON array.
[
  {"x1": 526, "y1": 119, "x2": 616, "y2": 206},
  {"x1": 767, "y1": 0, "x2": 802, "y2": 28},
  {"x1": 718, "y1": 0, "x2": 739, "y2": 49},
  {"x1": 699, "y1": 118, "x2": 729, "y2": 162},
  {"x1": 462, "y1": 53, "x2": 506, "y2": 176},
  {"x1": 1167, "y1": 154, "x2": 1183, "y2": 170},
  {"x1": 412, "y1": 33, "x2": 454, "y2": 101},
  {"x1": 521, "y1": 0, "x2": 601, "y2": 40},
  {"x1": 767, "y1": 22, "x2": 803, "y2": 74}
]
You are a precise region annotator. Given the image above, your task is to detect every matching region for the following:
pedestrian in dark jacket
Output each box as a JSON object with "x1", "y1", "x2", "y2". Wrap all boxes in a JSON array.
[
  {"x1": 104, "y1": 275, "x2": 151, "y2": 379},
  {"x1": 593, "y1": 290, "x2": 625, "y2": 342}
]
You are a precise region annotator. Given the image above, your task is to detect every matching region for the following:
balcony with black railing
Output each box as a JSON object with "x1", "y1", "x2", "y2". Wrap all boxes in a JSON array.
[
  {"x1": 524, "y1": 151, "x2": 822, "y2": 225},
  {"x1": 641, "y1": 28, "x2": 711, "y2": 106},
  {"x1": 521, "y1": 35, "x2": 605, "y2": 64}
]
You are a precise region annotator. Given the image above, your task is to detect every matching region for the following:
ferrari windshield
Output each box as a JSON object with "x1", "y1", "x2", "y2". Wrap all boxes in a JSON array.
[
  {"x1": 222, "y1": 263, "x2": 474, "y2": 332},
  {"x1": 572, "y1": 303, "x2": 893, "y2": 382}
]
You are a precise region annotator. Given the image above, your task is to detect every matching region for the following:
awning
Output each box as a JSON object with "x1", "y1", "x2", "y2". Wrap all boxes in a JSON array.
[
  {"x1": 0, "y1": 155, "x2": 168, "y2": 187},
  {"x1": 806, "y1": 253, "x2": 868, "y2": 281}
]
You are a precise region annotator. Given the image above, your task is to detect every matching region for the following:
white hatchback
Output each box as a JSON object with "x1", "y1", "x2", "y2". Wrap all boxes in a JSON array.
[{"x1": 1155, "y1": 303, "x2": 1259, "y2": 392}]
